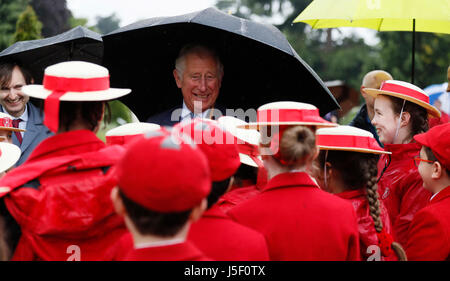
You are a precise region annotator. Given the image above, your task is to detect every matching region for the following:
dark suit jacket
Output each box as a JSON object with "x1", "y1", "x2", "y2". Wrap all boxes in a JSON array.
[
  {"x1": 348, "y1": 104, "x2": 383, "y2": 147},
  {"x1": 2, "y1": 103, "x2": 53, "y2": 166},
  {"x1": 146, "y1": 104, "x2": 227, "y2": 127}
]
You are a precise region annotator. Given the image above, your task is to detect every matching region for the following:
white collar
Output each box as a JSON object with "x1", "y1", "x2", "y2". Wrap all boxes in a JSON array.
[
  {"x1": 17, "y1": 104, "x2": 28, "y2": 122},
  {"x1": 181, "y1": 101, "x2": 210, "y2": 120},
  {"x1": 430, "y1": 190, "x2": 442, "y2": 202},
  {"x1": 134, "y1": 237, "x2": 185, "y2": 249}
]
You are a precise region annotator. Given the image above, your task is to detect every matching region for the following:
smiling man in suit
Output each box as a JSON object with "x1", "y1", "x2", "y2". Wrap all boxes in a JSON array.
[
  {"x1": 147, "y1": 44, "x2": 225, "y2": 126},
  {"x1": 0, "y1": 62, "x2": 52, "y2": 166}
]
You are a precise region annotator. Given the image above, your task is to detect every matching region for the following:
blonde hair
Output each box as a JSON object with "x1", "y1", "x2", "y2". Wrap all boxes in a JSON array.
[
  {"x1": 362, "y1": 70, "x2": 393, "y2": 89},
  {"x1": 278, "y1": 126, "x2": 316, "y2": 168}
]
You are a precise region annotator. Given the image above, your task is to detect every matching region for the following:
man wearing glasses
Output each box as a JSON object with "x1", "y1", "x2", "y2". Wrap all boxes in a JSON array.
[{"x1": 0, "y1": 62, "x2": 52, "y2": 166}]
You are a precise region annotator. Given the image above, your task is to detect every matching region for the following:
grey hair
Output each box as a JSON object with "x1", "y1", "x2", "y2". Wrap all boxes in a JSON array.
[{"x1": 174, "y1": 44, "x2": 224, "y2": 81}]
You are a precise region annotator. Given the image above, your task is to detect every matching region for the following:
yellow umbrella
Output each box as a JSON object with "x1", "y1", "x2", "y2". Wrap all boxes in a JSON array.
[{"x1": 293, "y1": 0, "x2": 450, "y2": 83}]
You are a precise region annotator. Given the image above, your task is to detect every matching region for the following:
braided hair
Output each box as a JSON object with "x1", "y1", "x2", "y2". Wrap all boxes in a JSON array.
[{"x1": 318, "y1": 150, "x2": 407, "y2": 260}]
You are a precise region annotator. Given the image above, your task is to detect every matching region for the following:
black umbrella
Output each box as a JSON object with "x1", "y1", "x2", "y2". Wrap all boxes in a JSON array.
[
  {"x1": 102, "y1": 7, "x2": 339, "y2": 122},
  {"x1": 0, "y1": 26, "x2": 103, "y2": 84}
]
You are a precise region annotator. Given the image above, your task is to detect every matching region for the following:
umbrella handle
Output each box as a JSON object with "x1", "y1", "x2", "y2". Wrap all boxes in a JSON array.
[
  {"x1": 69, "y1": 42, "x2": 74, "y2": 60},
  {"x1": 411, "y1": 19, "x2": 415, "y2": 84}
]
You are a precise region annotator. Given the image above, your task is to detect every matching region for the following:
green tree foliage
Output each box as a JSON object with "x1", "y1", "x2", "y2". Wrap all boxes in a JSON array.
[
  {"x1": 68, "y1": 16, "x2": 101, "y2": 33},
  {"x1": 97, "y1": 100, "x2": 136, "y2": 142},
  {"x1": 95, "y1": 13, "x2": 120, "y2": 35},
  {"x1": 216, "y1": 0, "x2": 377, "y2": 91},
  {"x1": 378, "y1": 32, "x2": 450, "y2": 88},
  {"x1": 13, "y1": 5, "x2": 42, "y2": 42},
  {"x1": 215, "y1": 0, "x2": 450, "y2": 96},
  {"x1": 0, "y1": 0, "x2": 28, "y2": 50},
  {"x1": 30, "y1": 0, "x2": 71, "y2": 37}
]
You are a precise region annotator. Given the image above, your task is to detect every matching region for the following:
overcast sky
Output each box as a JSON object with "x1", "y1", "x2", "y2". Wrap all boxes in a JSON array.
[
  {"x1": 67, "y1": 0, "x2": 216, "y2": 26},
  {"x1": 66, "y1": 0, "x2": 378, "y2": 45}
]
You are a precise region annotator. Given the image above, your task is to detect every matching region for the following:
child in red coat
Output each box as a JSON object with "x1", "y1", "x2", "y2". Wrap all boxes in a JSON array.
[
  {"x1": 405, "y1": 123, "x2": 450, "y2": 260},
  {"x1": 175, "y1": 118, "x2": 270, "y2": 261},
  {"x1": 365, "y1": 80, "x2": 441, "y2": 246},
  {"x1": 228, "y1": 102, "x2": 360, "y2": 261},
  {"x1": 110, "y1": 127, "x2": 212, "y2": 261},
  {"x1": 314, "y1": 125, "x2": 407, "y2": 261},
  {"x1": 0, "y1": 61, "x2": 131, "y2": 261}
]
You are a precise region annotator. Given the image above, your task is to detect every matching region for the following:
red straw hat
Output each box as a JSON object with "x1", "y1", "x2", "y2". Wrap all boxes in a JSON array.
[
  {"x1": 21, "y1": 61, "x2": 131, "y2": 133},
  {"x1": 239, "y1": 101, "x2": 336, "y2": 130},
  {"x1": 316, "y1": 125, "x2": 391, "y2": 155},
  {"x1": 414, "y1": 122, "x2": 450, "y2": 170},
  {"x1": 0, "y1": 112, "x2": 25, "y2": 133},
  {"x1": 115, "y1": 127, "x2": 211, "y2": 212},
  {"x1": 363, "y1": 80, "x2": 441, "y2": 118},
  {"x1": 105, "y1": 122, "x2": 160, "y2": 146},
  {"x1": 174, "y1": 118, "x2": 241, "y2": 182}
]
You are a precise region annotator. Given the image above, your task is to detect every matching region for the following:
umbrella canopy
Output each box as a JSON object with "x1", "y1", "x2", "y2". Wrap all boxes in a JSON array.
[
  {"x1": 424, "y1": 82, "x2": 449, "y2": 115},
  {"x1": 294, "y1": 0, "x2": 450, "y2": 83},
  {"x1": 424, "y1": 82, "x2": 449, "y2": 105},
  {"x1": 0, "y1": 26, "x2": 103, "y2": 84},
  {"x1": 102, "y1": 7, "x2": 339, "y2": 122}
]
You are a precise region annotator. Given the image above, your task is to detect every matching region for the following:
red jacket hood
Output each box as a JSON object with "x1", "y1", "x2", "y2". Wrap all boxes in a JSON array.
[{"x1": 2, "y1": 130, "x2": 125, "y2": 238}]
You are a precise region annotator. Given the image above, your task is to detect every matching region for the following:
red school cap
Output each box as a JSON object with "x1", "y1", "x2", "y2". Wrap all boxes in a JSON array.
[
  {"x1": 414, "y1": 123, "x2": 450, "y2": 170},
  {"x1": 174, "y1": 118, "x2": 241, "y2": 182},
  {"x1": 115, "y1": 127, "x2": 211, "y2": 212}
]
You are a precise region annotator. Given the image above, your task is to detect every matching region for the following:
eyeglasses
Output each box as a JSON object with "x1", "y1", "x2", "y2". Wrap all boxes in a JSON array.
[{"x1": 414, "y1": 156, "x2": 434, "y2": 167}]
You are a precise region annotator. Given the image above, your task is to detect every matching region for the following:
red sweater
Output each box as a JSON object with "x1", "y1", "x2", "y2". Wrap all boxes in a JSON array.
[{"x1": 228, "y1": 172, "x2": 360, "y2": 261}]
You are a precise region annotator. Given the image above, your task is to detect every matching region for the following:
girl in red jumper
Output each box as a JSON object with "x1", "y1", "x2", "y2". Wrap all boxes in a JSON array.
[
  {"x1": 315, "y1": 125, "x2": 407, "y2": 261},
  {"x1": 364, "y1": 80, "x2": 441, "y2": 247}
]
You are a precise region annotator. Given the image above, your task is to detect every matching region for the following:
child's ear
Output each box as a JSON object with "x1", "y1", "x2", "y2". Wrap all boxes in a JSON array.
[
  {"x1": 431, "y1": 161, "x2": 443, "y2": 180},
  {"x1": 111, "y1": 187, "x2": 126, "y2": 216},
  {"x1": 190, "y1": 198, "x2": 207, "y2": 222},
  {"x1": 400, "y1": 111, "x2": 411, "y2": 127}
]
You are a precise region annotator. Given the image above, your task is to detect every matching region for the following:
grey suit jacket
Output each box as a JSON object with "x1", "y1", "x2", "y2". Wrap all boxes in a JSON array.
[{"x1": 1, "y1": 103, "x2": 53, "y2": 166}]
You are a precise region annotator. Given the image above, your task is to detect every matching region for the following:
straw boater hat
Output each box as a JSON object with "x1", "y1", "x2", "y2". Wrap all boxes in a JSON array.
[
  {"x1": 0, "y1": 142, "x2": 21, "y2": 173},
  {"x1": 0, "y1": 112, "x2": 26, "y2": 132},
  {"x1": 363, "y1": 80, "x2": 441, "y2": 118},
  {"x1": 218, "y1": 116, "x2": 262, "y2": 168},
  {"x1": 316, "y1": 125, "x2": 391, "y2": 155},
  {"x1": 239, "y1": 101, "x2": 337, "y2": 130},
  {"x1": 21, "y1": 61, "x2": 131, "y2": 133},
  {"x1": 105, "y1": 122, "x2": 161, "y2": 146}
]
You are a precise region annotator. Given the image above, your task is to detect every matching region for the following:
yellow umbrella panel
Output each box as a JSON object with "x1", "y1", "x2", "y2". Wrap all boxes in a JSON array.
[
  {"x1": 294, "y1": 0, "x2": 450, "y2": 34},
  {"x1": 293, "y1": 0, "x2": 450, "y2": 83}
]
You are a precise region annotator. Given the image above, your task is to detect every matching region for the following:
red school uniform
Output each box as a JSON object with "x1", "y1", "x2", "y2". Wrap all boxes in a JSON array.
[
  {"x1": 228, "y1": 172, "x2": 360, "y2": 261},
  {"x1": 377, "y1": 142, "x2": 432, "y2": 247},
  {"x1": 123, "y1": 241, "x2": 212, "y2": 261},
  {"x1": 337, "y1": 189, "x2": 397, "y2": 261},
  {"x1": 188, "y1": 204, "x2": 269, "y2": 261},
  {"x1": 0, "y1": 130, "x2": 127, "y2": 261},
  {"x1": 217, "y1": 183, "x2": 262, "y2": 214},
  {"x1": 405, "y1": 186, "x2": 450, "y2": 261}
]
